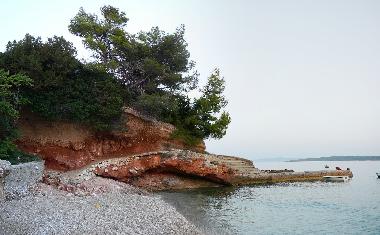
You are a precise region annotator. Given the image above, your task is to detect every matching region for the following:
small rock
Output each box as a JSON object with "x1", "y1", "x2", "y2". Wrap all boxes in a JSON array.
[{"x1": 129, "y1": 169, "x2": 138, "y2": 174}]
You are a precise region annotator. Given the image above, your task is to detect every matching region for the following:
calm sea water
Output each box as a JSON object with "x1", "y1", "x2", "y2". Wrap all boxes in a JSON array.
[{"x1": 158, "y1": 161, "x2": 380, "y2": 235}]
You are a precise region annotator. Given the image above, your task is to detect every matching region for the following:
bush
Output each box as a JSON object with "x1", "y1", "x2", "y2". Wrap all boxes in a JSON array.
[
  {"x1": 69, "y1": 6, "x2": 231, "y2": 143},
  {"x1": 0, "y1": 6, "x2": 232, "y2": 147},
  {"x1": 0, "y1": 69, "x2": 34, "y2": 163},
  {"x1": 28, "y1": 67, "x2": 124, "y2": 130},
  {"x1": 0, "y1": 35, "x2": 124, "y2": 131}
]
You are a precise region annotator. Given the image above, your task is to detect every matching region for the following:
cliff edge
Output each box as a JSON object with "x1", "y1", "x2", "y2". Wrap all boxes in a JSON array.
[
  {"x1": 15, "y1": 108, "x2": 353, "y2": 190},
  {"x1": 16, "y1": 107, "x2": 205, "y2": 170}
]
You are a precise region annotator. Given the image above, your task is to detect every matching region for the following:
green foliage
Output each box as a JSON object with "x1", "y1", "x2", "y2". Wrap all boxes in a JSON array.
[
  {"x1": 28, "y1": 67, "x2": 124, "y2": 130},
  {"x1": 0, "y1": 69, "x2": 34, "y2": 162},
  {"x1": 0, "y1": 5, "x2": 231, "y2": 149},
  {"x1": 0, "y1": 140, "x2": 40, "y2": 165},
  {"x1": 132, "y1": 93, "x2": 180, "y2": 122},
  {"x1": 69, "y1": 5, "x2": 230, "y2": 144},
  {"x1": 171, "y1": 69, "x2": 231, "y2": 144},
  {"x1": 0, "y1": 35, "x2": 124, "y2": 131},
  {"x1": 69, "y1": 5, "x2": 198, "y2": 96},
  {"x1": 1, "y1": 34, "x2": 79, "y2": 90}
]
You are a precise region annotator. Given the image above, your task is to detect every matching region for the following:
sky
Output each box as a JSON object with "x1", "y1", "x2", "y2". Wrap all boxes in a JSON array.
[{"x1": 1, "y1": 0, "x2": 379, "y2": 160}]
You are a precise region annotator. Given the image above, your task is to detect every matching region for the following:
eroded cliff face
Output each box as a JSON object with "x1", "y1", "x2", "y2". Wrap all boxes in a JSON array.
[
  {"x1": 41, "y1": 150, "x2": 257, "y2": 191},
  {"x1": 15, "y1": 108, "x2": 353, "y2": 191},
  {"x1": 93, "y1": 151, "x2": 237, "y2": 190},
  {"x1": 40, "y1": 149, "x2": 352, "y2": 191},
  {"x1": 16, "y1": 108, "x2": 205, "y2": 171}
]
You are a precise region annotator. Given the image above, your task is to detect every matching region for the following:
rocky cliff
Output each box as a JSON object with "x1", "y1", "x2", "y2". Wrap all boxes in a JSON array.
[
  {"x1": 16, "y1": 108, "x2": 205, "y2": 170},
  {"x1": 15, "y1": 108, "x2": 353, "y2": 190},
  {"x1": 41, "y1": 149, "x2": 352, "y2": 191}
]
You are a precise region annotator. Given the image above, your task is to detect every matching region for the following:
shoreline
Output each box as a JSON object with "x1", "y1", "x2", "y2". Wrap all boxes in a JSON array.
[{"x1": 0, "y1": 161, "x2": 202, "y2": 235}]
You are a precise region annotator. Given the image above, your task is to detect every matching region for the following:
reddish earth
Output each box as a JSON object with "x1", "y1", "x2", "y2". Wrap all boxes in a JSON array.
[
  {"x1": 40, "y1": 149, "x2": 353, "y2": 191},
  {"x1": 16, "y1": 108, "x2": 205, "y2": 171},
  {"x1": 15, "y1": 107, "x2": 353, "y2": 190},
  {"x1": 92, "y1": 151, "x2": 236, "y2": 190}
]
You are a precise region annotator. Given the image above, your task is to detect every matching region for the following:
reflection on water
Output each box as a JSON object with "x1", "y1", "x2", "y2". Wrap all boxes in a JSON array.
[
  {"x1": 159, "y1": 186, "x2": 240, "y2": 235},
  {"x1": 158, "y1": 161, "x2": 380, "y2": 235}
]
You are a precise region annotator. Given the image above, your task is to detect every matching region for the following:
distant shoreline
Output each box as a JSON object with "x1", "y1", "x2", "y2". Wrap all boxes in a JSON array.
[{"x1": 288, "y1": 156, "x2": 380, "y2": 162}]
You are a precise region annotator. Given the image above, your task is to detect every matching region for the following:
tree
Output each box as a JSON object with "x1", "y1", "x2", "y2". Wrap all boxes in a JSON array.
[
  {"x1": 0, "y1": 34, "x2": 124, "y2": 130},
  {"x1": 172, "y1": 69, "x2": 231, "y2": 144},
  {"x1": 0, "y1": 5, "x2": 232, "y2": 147},
  {"x1": 193, "y1": 69, "x2": 231, "y2": 139},
  {"x1": 69, "y1": 5, "x2": 198, "y2": 96},
  {"x1": 0, "y1": 34, "x2": 80, "y2": 90},
  {"x1": 0, "y1": 69, "x2": 33, "y2": 159},
  {"x1": 69, "y1": 5, "x2": 231, "y2": 144}
]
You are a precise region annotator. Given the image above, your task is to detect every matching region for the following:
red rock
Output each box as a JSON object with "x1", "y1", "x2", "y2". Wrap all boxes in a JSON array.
[
  {"x1": 92, "y1": 151, "x2": 237, "y2": 190},
  {"x1": 16, "y1": 108, "x2": 205, "y2": 170}
]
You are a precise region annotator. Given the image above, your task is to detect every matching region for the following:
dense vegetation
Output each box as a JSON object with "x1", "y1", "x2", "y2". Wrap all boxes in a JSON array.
[
  {"x1": 0, "y1": 70, "x2": 39, "y2": 163},
  {"x1": 0, "y1": 34, "x2": 124, "y2": 130},
  {"x1": 0, "y1": 5, "x2": 231, "y2": 161},
  {"x1": 68, "y1": 5, "x2": 231, "y2": 142}
]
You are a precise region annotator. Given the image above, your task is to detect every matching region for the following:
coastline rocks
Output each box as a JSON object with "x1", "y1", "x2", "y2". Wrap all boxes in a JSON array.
[
  {"x1": 93, "y1": 150, "x2": 241, "y2": 190},
  {"x1": 39, "y1": 149, "x2": 257, "y2": 191},
  {"x1": 12, "y1": 107, "x2": 353, "y2": 191},
  {"x1": 40, "y1": 149, "x2": 353, "y2": 191},
  {"x1": 234, "y1": 169, "x2": 354, "y2": 185},
  {"x1": 16, "y1": 107, "x2": 205, "y2": 171}
]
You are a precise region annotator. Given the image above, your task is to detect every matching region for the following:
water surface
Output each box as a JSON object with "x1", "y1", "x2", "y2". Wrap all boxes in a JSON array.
[{"x1": 159, "y1": 161, "x2": 380, "y2": 235}]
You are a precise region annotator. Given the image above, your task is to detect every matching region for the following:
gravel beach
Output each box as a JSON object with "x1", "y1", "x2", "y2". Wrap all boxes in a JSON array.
[{"x1": 0, "y1": 161, "x2": 201, "y2": 235}]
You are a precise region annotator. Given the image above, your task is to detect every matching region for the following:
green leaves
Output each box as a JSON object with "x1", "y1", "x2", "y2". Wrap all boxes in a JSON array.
[
  {"x1": 27, "y1": 66, "x2": 124, "y2": 131},
  {"x1": 0, "y1": 5, "x2": 231, "y2": 151},
  {"x1": 69, "y1": 5, "x2": 231, "y2": 144},
  {"x1": 0, "y1": 34, "x2": 125, "y2": 131},
  {"x1": 0, "y1": 70, "x2": 33, "y2": 160},
  {"x1": 69, "y1": 6, "x2": 198, "y2": 95},
  {"x1": 0, "y1": 69, "x2": 33, "y2": 118},
  {"x1": 170, "y1": 69, "x2": 231, "y2": 144},
  {"x1": 1, "y1": 34, "x2": 79, "y2": 89}
]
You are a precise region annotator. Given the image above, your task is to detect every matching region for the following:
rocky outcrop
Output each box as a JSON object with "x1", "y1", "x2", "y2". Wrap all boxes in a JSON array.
[
  {"x1": 93, "y1": 150, "x2": 242, "y2": 190},
  {"x1": 16, "y1": 108, "x2": 205, "y2": 171},
  {"x1": 233, "y1": 168, "x2": 353, "y2": 185},
  {"x1": 41, "y1": 150, "x2": 353, "y2": 191},
  {"x1": 14, "y1": 107, "x2": 353, "y2": 190}
]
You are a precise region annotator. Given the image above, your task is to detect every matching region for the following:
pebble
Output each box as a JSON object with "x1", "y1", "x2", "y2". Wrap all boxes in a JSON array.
[
  {"x1": 0, "y1": 188, "x2": 200, "y2": 235},
  {"x1": 0, "y1": 161, "x2": 200, "y2": 235}
]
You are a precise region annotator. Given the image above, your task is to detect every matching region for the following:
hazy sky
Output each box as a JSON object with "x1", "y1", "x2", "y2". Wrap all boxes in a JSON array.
[{"x1": 1, "y1": 0, "x2": 379, "y2": 159}]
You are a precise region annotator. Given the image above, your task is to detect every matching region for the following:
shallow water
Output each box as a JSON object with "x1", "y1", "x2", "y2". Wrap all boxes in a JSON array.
[{"x1": 159, "y1": 161, "x2": 380, "y2": 235}]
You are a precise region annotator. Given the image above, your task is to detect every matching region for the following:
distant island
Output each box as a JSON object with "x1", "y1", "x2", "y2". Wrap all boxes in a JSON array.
[{"x1": 288, "y1": 156, "x2": 380, "y2": 162}]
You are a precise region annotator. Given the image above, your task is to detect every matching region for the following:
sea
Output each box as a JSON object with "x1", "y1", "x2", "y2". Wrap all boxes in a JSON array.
[{"x1": 158, "y1": 161, "x2": 380, "y2": 235}]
